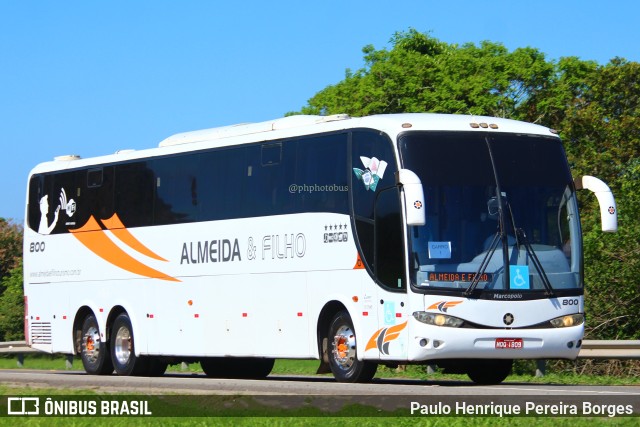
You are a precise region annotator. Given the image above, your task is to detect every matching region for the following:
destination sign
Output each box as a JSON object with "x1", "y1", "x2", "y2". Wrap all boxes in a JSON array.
[{"x1": 428, "y1": 272, "x2": 493, "y2": 282}]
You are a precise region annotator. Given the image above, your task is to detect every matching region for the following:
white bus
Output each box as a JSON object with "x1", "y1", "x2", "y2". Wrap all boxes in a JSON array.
[{"x1": 23, "y1": 113, "x2": 617, "y2": 384}]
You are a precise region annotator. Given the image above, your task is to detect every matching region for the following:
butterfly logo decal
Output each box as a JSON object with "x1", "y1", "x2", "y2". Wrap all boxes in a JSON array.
[{"x1": 353, "y1": 156, "x2": 388, "y2": 192}]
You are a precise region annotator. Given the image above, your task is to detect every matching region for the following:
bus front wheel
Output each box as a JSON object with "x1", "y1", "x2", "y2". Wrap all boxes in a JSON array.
[
  {"x1": 466, "y1": 359, "x2": 513, "y2": 385},
  {"x1": 80, "y1": 314, "x2": 113, "y2": 375},
  {"x1": 327, "y1": 311, "x2": 377, "y2": 383}
]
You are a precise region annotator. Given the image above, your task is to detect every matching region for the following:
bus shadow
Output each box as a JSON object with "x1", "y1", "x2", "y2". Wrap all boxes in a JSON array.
[
  {"x1": 264, "y1": 374, "x2": 574, "y2": 388},
  {"x1": 266, "y1": 374, "x2": 475, "y2": 387}
]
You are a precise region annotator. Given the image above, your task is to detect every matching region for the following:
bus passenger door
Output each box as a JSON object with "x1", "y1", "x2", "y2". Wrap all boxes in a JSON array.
[{"x1": 373, "y1": 187, "x2": 409, "y2": 361}]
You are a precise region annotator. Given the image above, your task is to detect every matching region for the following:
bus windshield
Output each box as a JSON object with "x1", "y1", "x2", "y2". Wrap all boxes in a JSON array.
[{"x1": 399, "y1": 131, "x2": 582, "y2": 296}]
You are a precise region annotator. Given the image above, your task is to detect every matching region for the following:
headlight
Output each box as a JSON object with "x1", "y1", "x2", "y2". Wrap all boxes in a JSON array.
[
  {"x1": 413, "y1": 311, "x2": 464, "y2": 328},
  {"x1": 550, "y1": 314, "x2": 584, "y2": 328}
]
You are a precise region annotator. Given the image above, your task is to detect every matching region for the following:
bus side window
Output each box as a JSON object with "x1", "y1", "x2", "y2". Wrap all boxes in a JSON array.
[
  {"x1": 50, "y1": 170, "x2": 83, "y2": 234},
  {"x1": 244, "y1": 142, "x2": 297, "y2": 217},
  {"x1": 199, "y1": 148, "x2": 245, "y2": 221},
  {"x1": 84, "y1": 167, "x2": 114, "y2": 224},
  {"x1": 115, "y1": 162, "x2": 155, "y2": 228},
  {"x1": 296, "y1": 133, "x2": 348, "y2": 214},
  {"x1": 153, "y1": 155, "x2": 199, "y2": 225}
]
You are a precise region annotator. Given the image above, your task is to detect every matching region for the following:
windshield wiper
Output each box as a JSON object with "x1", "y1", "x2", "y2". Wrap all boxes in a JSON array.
[
  {"x1": 482, "y1": 137, "x2": 513, "y2": 291},
  {"x1": 468, "y1": 136, "x2": 555, "y2": 297},
  {"x1": 504, "y1": 201, "x2": 555, "y2": 296},
  {"x1": 465, "y1": 231, "x2": 500, "y2": 296},
  {"x1": 515, "y1": 228, "x2": 555, "y2": 296}
]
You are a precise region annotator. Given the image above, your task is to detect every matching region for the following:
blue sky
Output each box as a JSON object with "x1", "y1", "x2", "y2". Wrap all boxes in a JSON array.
[{"x1": 2, "y1": 0, "x2": 639, "y2": 222}]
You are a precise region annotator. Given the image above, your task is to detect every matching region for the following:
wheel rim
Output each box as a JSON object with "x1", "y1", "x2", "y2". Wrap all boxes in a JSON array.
[
  {"x1": 331, "y1": 324, "x2": 356, "y2": 370},
  {"x1": 83, "y1": 326, "x2": 101, "y2": 363},
  {"x1": 113, "y1": 325, "x2": 132, "y2": 366}
]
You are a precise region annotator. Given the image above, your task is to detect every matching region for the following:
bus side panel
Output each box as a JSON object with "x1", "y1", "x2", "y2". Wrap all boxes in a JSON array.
[
  {"x1": 307, "y1": 269, "x2": 381, "y2": 361},
  {"x1": 23, "y1": 283, "x2": 74, "y2": 354},
  {"x1": 145, "y1": 272, "x2": 310, "y2": 358},
  {"x1": 23, "y1": 230, "x2": 75, "y2": 354},
  {"x1": 24, "y1": 211, "x2": 360, "y2": 360}
]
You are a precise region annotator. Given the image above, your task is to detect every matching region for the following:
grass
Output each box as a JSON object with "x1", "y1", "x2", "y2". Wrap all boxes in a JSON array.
[
  {"x1": 1, "y1": 357, "x2": 639, "y2": 425},
  {"x1": 2, "y1": 415, "x2": 635, "y2": 427},
  {"x1": 0, "y1": 385, "x2": 638, "y2": 426},
  {"x1": 1, "y1": 416, "x2": 637, "y2": 427}
]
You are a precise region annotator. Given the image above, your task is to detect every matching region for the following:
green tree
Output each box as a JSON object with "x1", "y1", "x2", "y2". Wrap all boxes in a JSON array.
[
  {"x1": 0, "y1": 219, "x2": 24, "y2": 341},
  {"x1": 0, "y1": 260, "x2": 24, "y2": 341},
  {"x1": 297, "y1": 29, "x2": 554, "y2": 119},
  {"x1": 559, "y1": 59, "x2": 640, "y2": 339},
  {"x1": 0, "y1": 218, "x2": 23, "y2": 284},
  {"x1": 523, "y1": 56, "x2": 598, "y2": 126},
  {"x1": 561, "y1": 58, "x2": 640, "y2": 183}
]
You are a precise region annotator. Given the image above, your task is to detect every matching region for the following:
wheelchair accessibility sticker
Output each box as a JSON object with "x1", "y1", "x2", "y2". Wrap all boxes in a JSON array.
[
  {"x1": 510, "y1": 265, "x2": 530, "y2": 290},
  {"x1": 383, "y1": 301, "x2": 395, "y2": 325}
]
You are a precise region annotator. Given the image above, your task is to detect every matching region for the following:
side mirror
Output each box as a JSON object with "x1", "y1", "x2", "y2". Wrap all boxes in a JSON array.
[
  {"x1": 396, "y1": 169, "x2": 426, "y2": 226},
  {"x1": 574, "y1": 175, "x2": 618, "y2": 233}
]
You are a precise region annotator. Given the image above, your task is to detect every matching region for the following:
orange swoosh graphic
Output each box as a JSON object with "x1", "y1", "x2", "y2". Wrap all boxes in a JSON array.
[
  {"x1": 427, "y1": 301, "x2": 462, "y2": 310},
  {"x1": 70, "y1": 216, "x2": 179, "y2": 282},
  {"x1": 365, "y1": 328, "x2": 384, "y2": 351},
  {"x1": 382, "y1": 321, "x2": 407, "y2": 344},
  {"x1": 101, "y1": 213, "x2": 168, "y2": 261},
  {"x1": 365, "y1": 321, "x2": 408, "y2": 351}
]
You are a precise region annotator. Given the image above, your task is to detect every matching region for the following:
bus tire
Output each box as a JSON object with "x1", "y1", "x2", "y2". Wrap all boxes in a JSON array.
[
  {"x1": 145, "y1": 357, "x2": 168, "y2": 377},
  {"x1": 80, "y1": 314, "x2": 113, "y2": 375},
  {"x1": 110, "y1": 313, "x2": 148, "y2": 376},
  {"x1": 200, "y1": 357, "x2": 227, "y2": 378},
  {"x1": 466, "y1": 359, "x2": 513, "y2": 385},
  {"x1": 327, "y1": 311, "x2": 377, "y2": 383},
  {"x1": 237, "y1": 357, "x2": 274, "y2": 379}
]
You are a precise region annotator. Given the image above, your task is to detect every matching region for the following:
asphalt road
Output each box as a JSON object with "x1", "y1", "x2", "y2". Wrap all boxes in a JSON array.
[{"x1": 1, "y1": 369, "x2": 639, "y2": 396}]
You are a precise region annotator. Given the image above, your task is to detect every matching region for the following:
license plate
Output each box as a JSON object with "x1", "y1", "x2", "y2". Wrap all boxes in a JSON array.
[{"x1": 495, "y1": 338, "x2": 523, "y2": 349}]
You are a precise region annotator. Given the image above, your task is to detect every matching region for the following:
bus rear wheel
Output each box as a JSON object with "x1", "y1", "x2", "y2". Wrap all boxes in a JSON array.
[
  {"x1": 80, "y1": 314, "x2": 113, "y2": 375},
  {"x1": 110, "y1": 313, "x2": 148, "y2": 376},
  {"x1": 466, "y1": 359, "x2": 513, "y2": 385},
  {"x1": 327, "y1": 311, "x2": 377, "y2": 383}
]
